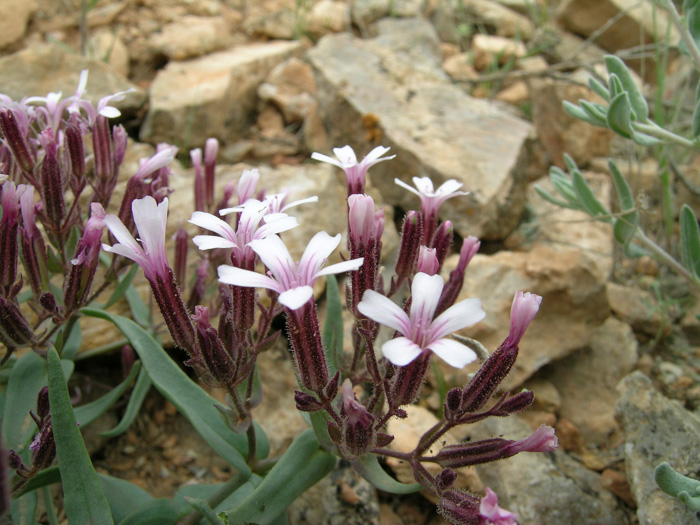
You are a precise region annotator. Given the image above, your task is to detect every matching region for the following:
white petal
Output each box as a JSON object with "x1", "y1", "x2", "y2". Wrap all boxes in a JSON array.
[
  {"x1": 412, "y1": 176, "x2": 435, "y2": 194},
  {"x1": 279, "y1": 286, "x2": 314, "y2": 310},
  {"x1": 189, "y1": 211, "x2": 237, "y2": 243},
  {"x1": 282, "y1": 195, "x2": 319, "y2": 210},
  {"x1": 381, "y1": 337, "x2": 423, "y2": 366},
  {"x1": 104, "y1": 215, "x2": 141, "y2": 253},
  {"x1": 431, "y1": 298, "x2": 486, "y2": 340},
  {"x1": 102, "y1": 243, "x2": 143, "y2": 266},
  {"x1": 332, "y1": 145, "x2": 358, "y2": 165},
  {"x1": 256, "y1": 216, "x2": 298, "y2": 238},
  {"x1": 192, "y1": 235, "x2": 236, "y2": 250},
  {"x1": 394, "y1": 178, "x2": 421, "y2": 196},
  {"x1": 217, "y1": 265, "x2": 279, "y2": 291},
  {"x1": 299, "y1": 232, "x2": 341, "y2": 276},
  {"x1": 364, "y1": 146, "x2": 392, "y2": 163},
  {"x1": 248, "y1": 235, "x2": 294, "y2": 282},
  {"x1": 316, "y1": 258, "x2": 364, "y2": 277},
  {"x1": 436, "y1": 179, "x2": 465, "y2": 196},
  {"x1": 219, "y1": 206, "x2": 243, "y2": 216},
  {"x1": 357, "y1": 290, "x2": 409, "y2": 335},
  {"x1": 311, "y1": 152, "x2": 343, "y2": 169},
  {"x1": 409, "y1": 273, "x2": 444, "y2": 327},
  {"x1": 99, "y1": 106, "x2": 121, "y2": 118},
  {"x1": 132, "y1": 197, "x2": 167, "y2": 252},
  {"x1": 427, "y1": 338, "x2": 477, "y2": 368}
]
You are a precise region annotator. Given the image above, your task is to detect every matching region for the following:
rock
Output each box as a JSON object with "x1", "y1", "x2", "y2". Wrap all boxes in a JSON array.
[
  {"x1": 556, "y1": 0, "x2": 680, "y2": 56},
  {"x1": 495, "y1": 80, "x2": 529, "y2": 106},
  {"x1": 140, "y1": 40, "x2": 304, "y2": 148},
  {"x1": 463, "y1": 415, "x2": 631, "y2": 524},
  {"x1": 447, "y1": 243, "x2": 610, "y2": 389},
  {"x1": 149, "y1": 16, "x2": 231, "y2": 61},
  {"x1": 258, "y1": 58, "x2": 318, "y2": 124},
  {"x1": 472, "y1": 34, "x2": 528, "y2": 71},
  {"x1": 601, "y1": 468, "x2": 636, "y2": 507},
  {"x1": 351, "y1": 0, "x2": 391, "y2": 27},
  {"x1": 432, "y1": 0, "x2": 533, "y2": 41},
  {"x1": 306, "y1": 0, "x2": 351, "y2": 37},
  {"x1": 542, "y1": 317, "x2": 638, "y2": 443},
  {"x1": 528, "y1": 68, "x2": 614, "y2": 167},
  {"x1": 87, "y1": 29, "x2": 130, "y2": 79},
  {"x1": 529, "y1": 25, "x2": 606, "y2": 65},
  {"x1": 243, "y1": 9, "x2": 296, "y2": 40},
  {"x1": 442, "y1": 53, "x2": 478, "y2": 82},
  {"x1": 0, "y1": 43, "x2": 145, "y2": 117},
  {"x1": 307, "y1": 18, "x2": 534, "y2": 240},
  {"x1": 617, "y1": 371, "x2": 700, "y2": 524},
  {"x1": 522, "y1": 378, "x2": 561, "y2": 413},
  {"x1": 0, "y1": 0, "x2": 36, "y2": 48},
  {"x1": 386, "y1": 405, "x2": 483, "y2": 502},
  {"x1": 606, "y1": 282, "x2": 671, "y2": 338},
  {"x1": 492, "y1": 0, "x2": 544, "y2": 16}
]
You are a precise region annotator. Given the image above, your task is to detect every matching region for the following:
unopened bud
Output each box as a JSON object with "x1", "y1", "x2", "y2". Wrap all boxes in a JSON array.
[
  {"x1": 394, "y1": 211, "x2": 423, "y2": 280},
  {"x1": 64, "y1": 123, "x2": 85, "y2": 180},
  {"x1": 204, "y1": 138, "x2": 218, "y2": 207},
  {"x1": 430, "y1": 220, "x2": 453, "y2": 270},
  {"x1": 294, "y1": 391, "x2": 324, "y2": 412},
  {"x1": 436, "y1": 468, "x2": 458, "y2": 491},
  {"x1": 416, "y1": 246, "x2": 439, "y2": 275},
  {"x1": 0, "y1": 108, "x2": 34, "y2": 173},
  {"x1": 0, "y1": 296, "x2": 35, "y2": 348}
]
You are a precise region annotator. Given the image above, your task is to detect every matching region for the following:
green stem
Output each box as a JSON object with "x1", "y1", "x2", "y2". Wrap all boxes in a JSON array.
[
  {"x1": 42, "y1": 486, "x2": 59, "y2": 525},
  {"x1": 635, "y1": 228, "x2": 700, "y2": 292},
  {"x1": 634, "y1": 122, "x2": 697, "y2": 148},
  {"x1": 176, "y1": 473, "x2": 248, "y2": 525},
  {"x1": 659, "y1": 0, "x2": 700, "y2": 72}
]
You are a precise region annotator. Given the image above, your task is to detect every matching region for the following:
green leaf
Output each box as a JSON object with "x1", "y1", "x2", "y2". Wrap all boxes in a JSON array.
[
  {"x1": 321, "y1": 274, "x2": 342, "y2": 376},
  {"x1": 3, "y1": 351, "x2": 46, "y2": 451},
  {"x1": 692, "y1": 93, "x2": 700, "y2": 139},
  {"x1": 588, "y1": 77, "x2": 610, "y2": 102},
  {"x1": 73, "y1": 362, "x2": 141, "y2": 428},
  {"x1": 100, "y1": 364, "x2": 151, "y2": 438},
  {"x1": 680, "y1": 205, "x2": 700, "y2": 279},
  {"x1": 98, "y1": 474, "x2": 154, "y2": 524},
  {"x1": 655, "y1": 462, "x2": 700, "y2": 511},
  {"x1": 630, "y1": 130, "x2": 661, "y2": 146},
  {"x1": 577, "y1": 100, "x2": 610, "y2": 126},
  {"x1": 572, "y1": 171, "x2": 610, "y2": 219},
  {"x1": 607, "y1": 92, "x2": 634, "y2": 138},
  {"x1": 185, "y1": 498, "x2": 226, "y2": 525},
  {"x1": 605, "y1": 55, "x2": 648, "y2": 121},
  {"x1": 304, "y1": 409, "x2": 335, "y2": 452},
  {"x1": 56, "y1": 319, "x2": 82, "y2": 361},
  {"x1": 608, "y1": 160, "x2": 635, "y2": 210},
  {"x1": 685, "y1": 1, "x2": 700, "y2": 57},
  {"x1": 351, "y1": 454, "x2": 421, "y2": 494},
  {"x1": 15, "y1": 466, "x2": 61, "y2": 498},
  {"x1": 225, "y1": 429, "x2": 336, "y2": 524},
  {"x1": 533, "y1": 185, "x2": 580, "y2": 210},
  {"x1": 47, "y1": 347, "x2": 114, "y2": 525},
  {"x1": 608, "y1": 160, "x2": 639, "y2": 246},
  {"x1": 125, "y1": 285, "x2": 151, "y2": 328},
  {"x1": 562, "y1": 101, "x2": 607, "y2": 127},
  {"x1": 608, "y1": 73, "x2": 624, "y2": 99},
  {"x1": 80, "y1": 309, "x2": 251, "y2": 476},
  {"x1": 11, "y1": 491, "x2": 37, "y2": 525},
  {"x1": 103, "y1": 264, "x2": 139, "y2": 309},
  {"x1": 117, "y1": 499, "x2": 181, "y2": 525}
]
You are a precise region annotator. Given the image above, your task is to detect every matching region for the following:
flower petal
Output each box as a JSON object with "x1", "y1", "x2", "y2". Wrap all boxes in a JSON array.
[
  {"x1": 311, "y1": 152, "x2": 343, "y2": 169},
  {"x1": 316, "y1": 258, "x2": 364, "y2": 277},
  {"x1": 409, "y1": 273, "x2": 444, "y2": 329},
  {"x1": 104, "y1": 214, "x2": 140, "y2": 254},
  {"x1": 382, "y1": 337, "x2": 423, "y2": 366},
  {"x1": 357, "y1": 290, "x2": 410, "y2": 335},
  {"x1": 248, "y1": 235, "x2": 294, "y2": 284},
  {"x1": 431, "y1": 297, "x2": 485, "y2": 340},
  {"x1": 299, "y1": 232, "x2": 341, "y2": 281},
  {"x1": 436, "y1": 179, "x2": 465, "y2": 196},
  {"x1": 189, "y1": 211, "x2": 237, "y2": 243},
  {"x1": 332, "y1": 145, "x2": 358, "y2": 165},
  {"x1": 217, "y1": 265, "x2": 279, "y2": 291},
  {"x1": 256, "y1": 215, "x2": 298, "y2": 239},
  {"x1": 394, "y1": 178, "x2": 421, "y2": 197},
  {"x1": 192, "y1": 235, "x2": 236, "y2": 251},
  {"x1": 279, "y1": 286, "x2": 314, "y2": 310},
  {"x1": 427, "y1": 338, "x2": 477, "y2": 368},
  {"x1": 364, "y1": 146, "x2": 393, "y2": 163}
]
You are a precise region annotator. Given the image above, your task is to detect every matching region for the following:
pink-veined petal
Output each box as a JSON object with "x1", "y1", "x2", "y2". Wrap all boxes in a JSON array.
[
  {"x1": 332, "y1": 145, "x2": 358, "y2": 165},
  {"x1": 316, "y1": 258, "x2": 364, "y2": 277},
  {"x1": 189, "y1": 211, "x2": 237, "y2": 243},
  {"x1": 104, "y1": 215, "x2": 141, "y2": 254},
  {"x1": 248, "y1": 235, "x2": 294, "y2": 283},
  {"x1": 436, "y1": 179, "x2": 465, "y2": 196},
  {"x1": 217, "y1": 265, "x2": 279, "y2": 291},
  {"x1": 192, "y1": 235, "x2": 236, "y2": 250},
  {"x1": 282, "y1": 195, "x2": 319, "y2": 210},
  {"x1": 431, "y1": 297, "x2": 486, "y2": 340},
  {"x1": 364, "y1": 145, "x2": 393, "y2": 163},
  {"x1": 101, "y1": 242, "x2": 146, "y2": 267},
  {"x1": 409, "y1": 273, "x2": 444, "y2": 328},
  {"x1": 218, "y1": 206, "x2": 243, "y2": 216},
  {"x1": 394, "y1": 178, "x2": 421, "y2": 197},
  {"x1": 133, "y1": 197, "x2": 167, "y2": 252},
  {"x1": 279, "y1": 286, "x2": 314, "y2": 310},
  {"x1": 299, "y1": 232, "x2": 341, "y2": 280},
  {"x1": 412, "y1": 176, "x2": 435, "y2": 194},
  {"x1": 382, "y1": 337, "x2": 423, "y2": 366},
  {"x1": 357, "y1": 290, "x2": 410, "y2": 335},
  {"x1": 427, "y1": 338, "x2": 477, "y2": 368},
  {"x1": 256, "y1": 216, "x2": 298, "y2": 238}
]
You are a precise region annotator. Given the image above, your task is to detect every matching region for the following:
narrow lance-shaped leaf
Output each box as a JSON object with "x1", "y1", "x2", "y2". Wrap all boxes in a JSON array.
[
  {"x1": 588, "y1": 77, "x2": 610, "y2": 102},
  {"x1": 352, "y1": 454, "x2": 421, "y2": 494},
  {"x1": 563, "y1": 101, "x2": 608, "y2": 128},
  {"x1": 3, "y1": 352, "x2": 46, "y2": 451},
  {"x1": 609, "y1": 160, "x2": 639, "y2": 246},
  {"x1": 100, "y1": 364, "x2": 151, "y2": 437},
  {"x1": 47, "y1": 347, "x2": 114, "y2": 524},
  {"x1": 572, "y1": 171, "x2": 610, "y2": 219},
  {"x1": 607, "y1": 92, "x2": 635, "y2": 139},
  {"x1": 680, "y1": 205, "x2": 700, "y2": 280},
  {"x1": 605, "y1": 55, "x2": 649, "y2": 121},
  {"x1": 321, "y1": 274, "x2": 342, "y2": 376}
]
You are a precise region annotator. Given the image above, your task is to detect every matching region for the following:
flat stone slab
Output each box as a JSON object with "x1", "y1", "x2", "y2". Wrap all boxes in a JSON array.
[{"x1": 307, "y1": 18, "x2": 533, "y2": 240}]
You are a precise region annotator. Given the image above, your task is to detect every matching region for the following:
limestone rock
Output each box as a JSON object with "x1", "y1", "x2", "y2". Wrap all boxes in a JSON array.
[
  {"x1": 258, "y1": 58, "x2": 318, "y2": 124},
  {"x1": 543, "y1": 317, "x2": 638, "y2": 443},
  {"x1": 464, "y1": 416, "x2": 631, "y2": 524},
  {"x1": 528, "y1": 68, "x2": 614, "y2": 167},
  {"x1": 0, "y1": 43, "x2": 145, "y2": 117},
  {"x1": 140, "y1": 40, "x2": 304, "y2": 148},
  {"x1": 149, "y1": 16, "x2": 231, "y2": 61},
  {"x1": 472, "y1": 34, "x2": 528, "y2": 71},
  {"x1": 243, "y1": 9, "x2": 296, "y2": 40},
  {"x1": 87, "y1": 29, "x2": 130, "y2": 79},
  {"x1": 617, "y1": 371, "x2": 700, "y2": 525},
  {"x1": 447, "y1": 243, "x2": 610, "y2": 389},
  {"x1": 307, "y1": 18, "x2": 533, "y2": 240},
  {"x1": 432, "y1": 0, "x2": 533, "y2": 41},
  {"x1": 442, "y1": 53, "x2": 478, "y2": 81},
  {"x1": 606, "y1": 282, "x2": 671, "y2": 338},
  {"x1": 495, "y1": 81, "x2": 529, "y2": 106},
  {"x1": 306, "y1": 0, "x2": 351, "y2": 37},
  {"x1": 556, "y1": 0, "x2": 680, "y2": 55},
  {"x1": 351, "y1": 0, "x2": 391, "y2": 27},
  {"x1": 0, "y1": 0, "x2": 36, "y2": 48}
]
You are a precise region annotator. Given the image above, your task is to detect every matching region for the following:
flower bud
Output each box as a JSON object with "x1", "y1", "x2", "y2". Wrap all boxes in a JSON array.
[
  {"x1": 506, "y1": 425, "x2": 558, "y2": 454},
  {"x1": 191, "y1": 148, "x2": 205, "y2": 211},
  {"x1": 173, "y1": 228, "x2": 188, "y2": 287},
  {"x1": 416, "y1": 246, "x2": 439, "y2": 275},
  {"x1": 338, "y1": 379, "x2": 376, "y2": 458},
  {"x1": 0, "y1": 181, "x2": 21, "y2": 294},
  {"x1": 0, "y1": 296, "x2": 35, "y2": 349},
  {"x1": 64, "y1": 123, "x2": 85, "y2": 181},
  {"x1": 0, "y1": 108, "x2": 34, "y2": 173},
  {"x1": 437, "y1": 490, "x2": 480, "y2": 525},
  {"x1": 193, "y1": 305, "x2": 237, "y2": 389},
  {"x1": 394, "y1": 211, "x2": 423, "y2": 280},
  {"x1": 38, "y1": 129, "x2": 65, "y2": 231},
  {"x1": 496, "y1": 389, "x2": 534, "y2": 415},
  {"x1": 430, "y1": 220, "x2": 453, "y2": 270},
  {"x1": 460, "y1": 345, "x2": 518, "y2": 413},
  {"x1": 436, "y1": 468, "x2": 458, "y2": 491},
  {"x1": 204, "y1": 138, "x2": 218, "y2": 207},
  {"x1": 294, "y1": 391, "x2": 324, "y2": 412},
  {"x1": 506, "y1": 291, "x2": 542, "y2": 347},
  {"x1": 437, "y1": 236, "x2": 480, "y2": 315}
]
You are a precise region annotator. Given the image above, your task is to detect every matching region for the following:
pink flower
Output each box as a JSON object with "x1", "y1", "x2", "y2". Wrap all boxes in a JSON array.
[
  {"x1": 103, "y1": 196, "x2": 170, "y2": 282},
  {"x1": 507, "y1": 425, "x2": 558, "y2": 454},
  {"x1": 217, "y1": 232, "x2": 364, "y2": 310},
  {"x1": 479, "y1": 488, "x2": 518, "y2": 525},
  {"x1": 312, "y1": 145, "x2": 395, "y2": 195},
  {"x1": 357, "y1": 273, "x2": 485, "y2": 368},
  {"x1": 506, "y1": 291, "x2": 542, "y2": 347},
  {"x1": 394, "y1": 176, "x2": 468, "y2": 215}
]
